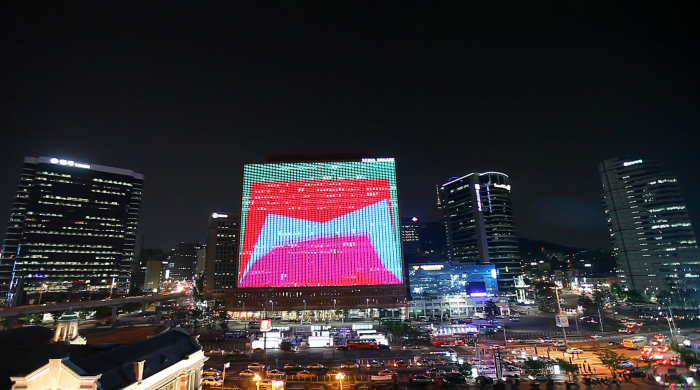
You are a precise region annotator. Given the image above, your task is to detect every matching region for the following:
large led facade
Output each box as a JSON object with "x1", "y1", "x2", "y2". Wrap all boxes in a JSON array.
[{"x1": 239, "y1": 160, "x2": 403, "y2": 288}]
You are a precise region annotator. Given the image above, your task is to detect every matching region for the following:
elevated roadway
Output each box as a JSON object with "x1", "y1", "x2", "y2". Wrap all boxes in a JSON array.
[{"x1": 0, "y1": 292, "x2": 187, "y2": 328}]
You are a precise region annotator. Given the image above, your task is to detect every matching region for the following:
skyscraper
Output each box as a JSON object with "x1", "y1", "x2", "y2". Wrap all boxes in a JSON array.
[
  {"x1": 437, "y1": 172, "x2": 522, "y2": 295},
  {"x1": 204, "y1": 212, "x2": 239, "y2": 302},
  {"x1": 132, "y1": 247, "x2": 164, "y2": 291},
  {"x1": 0, "y1": 156, "x2": 143, "y2": 305},
  {"x1": 401, "y1": 216, "x2": 421, "y2": 260},
  {"x1": 600, "y1": 158, "x2": 697, "y2": 293},
  {"x1": 165, "y1": 242, "x2": 202, "y2": 281}
]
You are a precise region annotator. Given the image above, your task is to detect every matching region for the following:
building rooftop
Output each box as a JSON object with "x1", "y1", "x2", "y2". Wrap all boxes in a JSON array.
[{"x1": 1, "y1": 327, "x2": 201, "y2": 390}]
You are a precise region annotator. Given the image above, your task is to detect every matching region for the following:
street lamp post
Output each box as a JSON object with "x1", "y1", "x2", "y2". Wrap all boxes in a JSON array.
[
  {"x1": 303, "y1": 300, "x2": 306, "y2": 324},
  {"x1": 333, "y1": 299, "x2": 337, "y2": 320},
  {"x1": 254, "y1": 374, "x2": 261, "y2": 390},
  {"x1": 336, "y1": 373, "x2": 345, "y2": 390},
  {"x1": 366, "y1": 299, "x2": 370, "y2": 320},
  {"x1": 38, "y1": 284, "x2": 47, "y2": 306},
  {"x1": 222, "y1": 362, "x2": 230, "y2": 387},
  {"x1": 554, "y1": 287, "x2": 568, "y2": 348},
  {"x1": 270, "y1": 300, "x2": 274, "y2": 320}
]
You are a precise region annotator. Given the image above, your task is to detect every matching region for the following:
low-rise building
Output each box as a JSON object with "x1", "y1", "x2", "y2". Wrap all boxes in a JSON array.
[{"x1": 3, "y1": 327, "x2": 206, "y2": 390}]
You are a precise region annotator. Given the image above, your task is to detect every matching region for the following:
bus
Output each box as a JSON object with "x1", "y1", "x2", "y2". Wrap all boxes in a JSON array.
[
  {"x1": 623, "y1": 336, "x2": 648, "y2": 349},
  {"x1": 432, "y1": 335, "x2": 466, "y2": 347},
  {"x1": 381, "y1": 318, "x2": 403, "y2": 326},
  {"x1": 346, "y1": 339, "x2": 379, "y2": 349}
]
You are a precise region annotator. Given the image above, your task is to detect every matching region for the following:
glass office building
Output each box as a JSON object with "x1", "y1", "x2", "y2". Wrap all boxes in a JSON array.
[
  {"x1": 0, "y1": 157, "x2": 143, "y2": 305},
  {"x1": 600, "y1": 158, "x2": 697, "y2": 293},
  {"x1": 438, "y1": 172, "x2": 522, "y2": 294}
]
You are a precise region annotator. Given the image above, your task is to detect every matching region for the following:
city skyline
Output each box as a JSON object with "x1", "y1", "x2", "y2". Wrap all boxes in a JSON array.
[{"x1": 1, "y1": 3, "x2": 698, "y2": 250}]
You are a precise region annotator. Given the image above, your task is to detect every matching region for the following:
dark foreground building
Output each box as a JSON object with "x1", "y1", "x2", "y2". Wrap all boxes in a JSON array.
[{"x1": 0, "y1": 326, "x2": 206, "y2": 390}]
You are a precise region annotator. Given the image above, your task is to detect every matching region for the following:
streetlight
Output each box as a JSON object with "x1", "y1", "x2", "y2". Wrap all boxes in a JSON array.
[
  {"x1": 553, "y1": 287, "x2": 568, "y2": 348},
  {"x1": 270, "y1": 300, "x2": 274, "y2": 320},
  {"x1": 333, "y1": 299, "x2": 337, "y2": 320},
  {"x1": 303, "y1": 300, "x2": 306, "y2": 324},
  {"x1": 239, "y1": 300, "x2": 246, "y2": 320},
  {"x1": 222, "y1": 362, "x2": 230, "y2": 387},
  {"x1": 366, "y1": 298, "x2": 370, "y2": 320},
  {"x1": 336, "y1": 373, "x2": 345, "y2": 390},
  {"x1": 253, "y1": 374, "x2": 261, "y2": 390},
  {"x1": 38, "y1": 284, "x2": 47, "y2": 306}
]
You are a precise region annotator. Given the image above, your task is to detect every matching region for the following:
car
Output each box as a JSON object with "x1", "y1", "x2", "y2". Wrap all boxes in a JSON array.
[
  {"x1": 619, "y1": 328, "x2": 631, "y2": 333},
  {"x1": 225, "y1": 349, "x2": 244, "y2": 355},
  {"x1": 208, "y1": 348, "x2": 226, "y2": 354},
  {"x1": 336, "y1": 346, "x2": 349, "y2": 350},
  {"x1": 651, "y1": 340, "x2": 661, "y2": 346},
  {"x1": 248, "y1": 363, "x2": 266, "y2": 371},
  {"x1": 427, "y1": 368, "x2": 447, "y2": 376},
  {"x1": 284, "y1": 363, "x2": 302, "y2": 370},
  {"x1": 694, "y1": 329, "x2": 700, "y2": 333},
  {"x1": 307, "y1": 363, "x2": 324, "y2": 370},
  {"x1": 590, "y1": 334, "x2": 602, "y2": 339},
  {"x1": 252, "y1": 348, "x2": 265, "y2": 353},
  {"x1": 367, "y1": 361, "x2": 383, "y2": 368},
  {"x1": 510, "y1": 317, "x2": 521, "y2": 322},
  {"x1": 202, "y1": 377, "x2": 223, "y2": 387},
  {"x1": 566, "y1": 348, "x2": 583, "y2": 355},
  {"x1": 296, "y1": 371, "x2": 315, "y2": 379},
  {"x1": 507, "y1": 338, "x2": 523, "y2": 343},
  {"x1": 690, "y1": 364, "x2": 700, "y2": 373},
  {"x1": 378, "y1": 370, "x2": 397, "y2": 377},
  {"x1": 239, "y1": 370, "x2": 257, "y2": 378},
  {"x1": 203, "y1": 368, "x2": 222, "y2": 377},
  {"x1": 403, "y1": 344, "x2": 419, "y2": 349},
  {"x1": 443, "y1": 373, "x2": 467, "y2": 384},
  {"x1": 530, "y1": 374, "x2": 549, "y2": 381},
  {"x1": 410, "y1": 374, "x2": 434, "y2": 385},
  {"x1": 538, "y1": 337, "x2": 553, "y2": 342},
  {"x1": 267, "y1": 369, "x2": 285, "y2": 378},
  {"x1": 619, "y1": 361, "x2": 635, "y2": 369},
  {"x1": 340, "y1": 362, "x2": 359, "y2": 369},
  {"x1": 552, "y1": 341, "x2": 565, "y2": 347},
  {"x1": 395, "y1": 360, "x2": 411, "y2": 367},
  {"x1": 378, "y1": 344, "x2": 391, "y2": 350},
  {"x1": 636, "y1": 322, "x2": 644, "y2": 326},
  {"x1": 657, "y1": 345, "x2": 670, "y2": 353}
]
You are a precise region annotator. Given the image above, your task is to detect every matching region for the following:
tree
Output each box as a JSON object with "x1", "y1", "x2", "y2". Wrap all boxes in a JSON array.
[
  {"x1": 171, "y1": 307, "x2": 190, "y2": 327},
  {"x1": 609, "y1": 283, "x2": 624, "y2": 299},
  {"x1": 17, "y1": 313, "x2": 42, "y2": 325},
  {"x1": 594, "y1": 349, "x2": 629, "y2": 373},
  {"x1": 484, "y1": 300, "x2": 500, "y2": 317},
  {"x1": 457, "y1": 362, "x2": 473, "y2": 377},
  {"x1": 218, "y1": 310, "x2": 230, "y2": 332},
  {"x1": 679, "y1": 349, "x2": 700, "y2": 367},
  {"x1": 556, "y1": 359, "x2": 579, "y2": 378},
  {"x1": 522, "y1": 358, "x2": 548, "y2": 373},
  {"x1": 190, "y1": 307, "x2": 205, "y2": 331},
  {"x1": 578, "y1": 295, "x2": 597, "y2": 317},
  {"x1": 194, "y1": 274, "x2": 205, "y2": 300},
  {"x1": 534, "y1": 281, "x2": 557, "y2": 311}
]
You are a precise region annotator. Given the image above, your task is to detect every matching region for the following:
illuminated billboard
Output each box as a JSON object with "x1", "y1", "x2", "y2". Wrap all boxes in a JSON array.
[{"x1": 239, "y1": 159, "x2": 403, "y2": 288}]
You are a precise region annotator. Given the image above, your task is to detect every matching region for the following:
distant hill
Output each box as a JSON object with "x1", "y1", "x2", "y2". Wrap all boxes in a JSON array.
[{"x1": 517, "y1": 237, "x2": 583, "y2": 255}]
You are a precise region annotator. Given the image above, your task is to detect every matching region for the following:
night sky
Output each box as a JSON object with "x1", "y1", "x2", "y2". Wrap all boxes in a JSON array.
[{"x1": 2, "y1": 2, "x2": 699, "y2": 250}]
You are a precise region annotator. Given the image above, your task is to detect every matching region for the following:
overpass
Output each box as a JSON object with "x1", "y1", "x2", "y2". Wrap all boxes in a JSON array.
[{"x1": 0, "y1": 292, "x2": 188, "y2": 328}]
